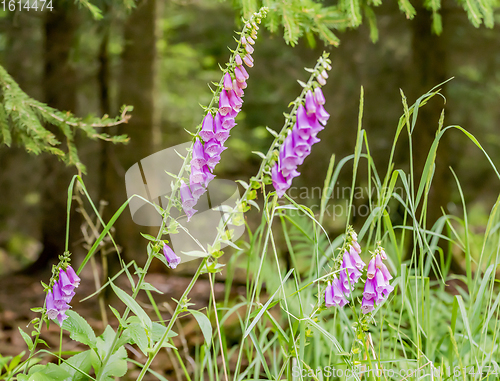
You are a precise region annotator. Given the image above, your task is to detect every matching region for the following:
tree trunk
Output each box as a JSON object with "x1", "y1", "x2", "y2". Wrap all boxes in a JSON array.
[
  {"x1": 410, "y1": 3, "x2": 463, "y2": 274},
  {"x1": 26, "y1": 2, "x2": 80, "y2": 273},
  {"x1": 104, "y1": 0, "x2": 159, "y2": 261}
]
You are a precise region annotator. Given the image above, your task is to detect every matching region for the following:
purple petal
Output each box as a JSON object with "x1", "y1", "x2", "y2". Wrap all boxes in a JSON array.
[
  {"x1": 363, "y1": 278, "x2": 377, "y2": 300},
  {"x1": 361, "y1": 297, "x2": 375, "y2": 314},
  {"x1": 235, "y1": 55, "x2": 243, "y2": 66},
  {"x1": 314, "y1": 87, "x2": 325, "y2": 105},
  {"x1": 218, "y1": 90, "x2": 232, "y2": 116},
  {"x1": 191, "y1": 139, "x2": 207, "y2": 169},
  {"x1": 305, "y1": 90, "x2": 316, "y2": 115},
  {"x1": 223, "y1": 72, "x2": 232, "y2": 91},
  {"x1": 200, "y1": 113, "x2": 215, "y2": 142},
  {"x1": 367, "y1": 257, "x2": 376, "y2": 279},
  {"x1": 180, "y1": 180, "x2": 196, "y2": 208},
  {"x1": 163, "y1": 243, "x2": 181, "y2": 269}
]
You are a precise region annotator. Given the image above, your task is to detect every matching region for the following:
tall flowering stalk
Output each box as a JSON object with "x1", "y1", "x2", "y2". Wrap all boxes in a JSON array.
[
  {"x1": 361, "y1": 246, "x2": 394, "y2": 314},
  {"x1": 324, "y1": 227, "x2": 365, "y2": 308},
  {"x1": 43, "y1": 255, "x2": 81, "y2": 325},
  {"x1": 177, "y1": 12, "x2": 266, "y2": 222},
  {"x1": 271, "y1": 68, "x2": 330, "y2": 197}
]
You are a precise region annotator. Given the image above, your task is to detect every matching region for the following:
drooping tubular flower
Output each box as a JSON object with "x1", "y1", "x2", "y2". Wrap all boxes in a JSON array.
[
  {"x1": 163, "y1": 243, "x2": 181, "y2": 269},
  {"x1": 325, "y1": 276, "x2": 349, "y2": 308},
  {"x1": 361, "y1": 247, "x2": 394, "y2": 314},
  {"x1": 271, "y1": 61, "x2": 331, "y2": 198},
  {"x1": 44, "y1": 264, "x2": 80, "y2": 325},
  {"x1": 180, "y1": 11, "x2": 265, "y2": 220}
]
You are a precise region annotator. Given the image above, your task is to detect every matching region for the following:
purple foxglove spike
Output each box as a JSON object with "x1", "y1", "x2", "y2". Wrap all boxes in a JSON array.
[
  {"x1": 296, "y1": 105, "x2": 313, "y2": 139},
  {"x1": 65, "y1": 265, "x2": 80, "y2": 288},
  {"x1": 190, "y1": 165, "x2": 207, "y2": 186},
  {"x1": 325, "y1": 283, "x2": 335, "y2": 307},
  {"x1": 214, "y1": 113, "x2": 230, "y2": 142},
  {"x1": 191, "y1": 139, "x2": 207, "y2": 169},
  {"x1": 271, "y1": 163, "x2": 291, "y2": 198},
  {"x1": 222, "y1": 117, "x2": 236, "y2": 130},
  {"x1": 219, "y1": 90, "x2": 232, "y2": 116},
  {"x1": 235, "y1": 55, "x2": 243, "y2": 66},
  {"x1": 363, "y1": 278, "x2": 377, "y2": 300},
  {"x1": 361, "y1": 297, "x2": 375, "y2": 314},
  {"x1": 204, "y1": 138, "x2": 223, "y2": 156},
  {"x1": 247, "y1": 36, "x2": 255, "y2": 45},
  {"x1": 314, "y1": 87, "x2": 325, "y2": 105},
  {"x1": 352, "y1": 241, "x2": 361, "y2": 254},
  {"x1": 234, "y1": 66, "x2": 246, "y2": 83},
  {"x1": 332, "y1": 277, "x2": 349, "y2": 307},
  {"x1": 228, "y1": 89, "x2": 243, "y2": 110},
  {"x1": 305, "y1": 90, "x2": 317, "y2": 115},
  {"x1": 380, "y1": 249, "x2": 387, "y2": 260},
  {"x1": 183, "y1": 206, "x2": 197, "y2": 222},
  {"x1": 316, "y1": 103, "x2": 330, "y2": 126},
  {"x1": 317, "y1": 75, "x2": 326, "y2": 86},
  {"x1": 190, "y1": 183, "x2": 206, "y2": 199},
  {"x1": 45, "y1": 291, "x2": 59, "y2": 320},
  {"x1": 180, "y1": 180, "x2": 196, "y2": 208},
  {"x1": 367, "y1": 257, "x2": 376, "y2": 279},
  {"x1": 245, "y1": 43, "x2": 254, "y2": 54},
  {"x1": 200, "y1": 113, "x2": 215, "y2": 142},
  {"x1": 59, "y1": 269, "x2": 75, "y2": 296},
  {"x1": 223, "y1": 72, "x2": 232, "y2": 91},
  {"x1": 233, "y1": 80, "x2": 244, "y2": 97},
  {"x1": 202, "y1": 165, "x2": 216, "y2": 186},
  {"x1": 243, "y1": 54, "x2": 254, "y2": 67},
  {"x1": 241, "y1": 35, "x2": 247, "y2": 45},
  {"x1": 163, "y1": 243, "x2": 181, "y2": 269},
  {"x1": 349, "y1": 246, "x2": 365, "y2": 270}
]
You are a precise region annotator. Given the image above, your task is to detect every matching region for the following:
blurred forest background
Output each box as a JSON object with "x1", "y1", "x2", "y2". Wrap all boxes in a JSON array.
[{"x1": 0, "y1": 0, "x2": 499, "y2": 278}]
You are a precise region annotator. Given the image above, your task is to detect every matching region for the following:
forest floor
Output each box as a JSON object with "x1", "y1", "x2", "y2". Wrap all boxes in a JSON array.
[{"x1": 0, "y1": 262, "x2": 245, "y2": 380}]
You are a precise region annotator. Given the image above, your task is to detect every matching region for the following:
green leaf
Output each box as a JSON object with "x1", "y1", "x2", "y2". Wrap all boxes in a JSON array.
[
  {"x1": 187, "y1": 310, "x2": 212, "y2": 346},
  {"x1": 126, "y1": 323, "x2": 149, "y2": 355},
  {"x1": 18, "y1": 327, "x2": 33, "y2": 351},
  {"x1": 110, "y1": 281, "x2": 152, "y2": 330},
  {"x1": 140, "y1": 233, "x2": 157, "y2": 242},
  {"x1": 60, "y1": 350, "x2": 93, "y2": 381},
  {"x1": 62, "y1": 310, "x2": 97, "y2": 348},
  {"x1": 28, "y1": 363, "x2": 71, "y2": 381},
  {"x1": 140, "y1": 282, "x2": 164, "y2": 294},
  {"x1": 99, "y1": 346, "x2": 128, "y2": 380}
]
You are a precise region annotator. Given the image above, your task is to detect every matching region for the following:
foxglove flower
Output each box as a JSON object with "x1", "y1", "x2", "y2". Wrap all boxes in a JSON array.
[
  {"x1": 305, "y1": 90, "x2": 316, "y2": 115},
  {"x1": 180, "y1": 180, "x2": 196, "y2": 208},
  {"x1": 325, "y1": 276, "x2": 349, "y2": 308},
  {"x1": 185, "y1": 17, "x2": 262, "y2": 219},
  {"x1": 339, "y1": 251, "x2": 362, "y2": 294},
  {"x1": 361, "y1": 252, "x2": 394, "y2": 314},
  {"x1": 200, "y1": 113, "x2": 215, "y2": 142},
  {"x1": 314, "y1": 87, "x2": 325, "y2": 105},
  {"x1": 163, "y1": 243, "x2": 181, "y2": 269},
  {"x1": 45, "y1": 265, "x2": 80, "y2": 325},
  {"x1": 223, "y1": 72, "x2": 232, "y2": 91},
  {"x1": 219, "y1": 90, "x2": 232, "y2": 116}
]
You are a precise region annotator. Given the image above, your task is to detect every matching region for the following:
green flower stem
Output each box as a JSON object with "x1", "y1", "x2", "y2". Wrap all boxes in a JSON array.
[{"x1": 136, "y1": 258, "x2": 207, "y2": 381}]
